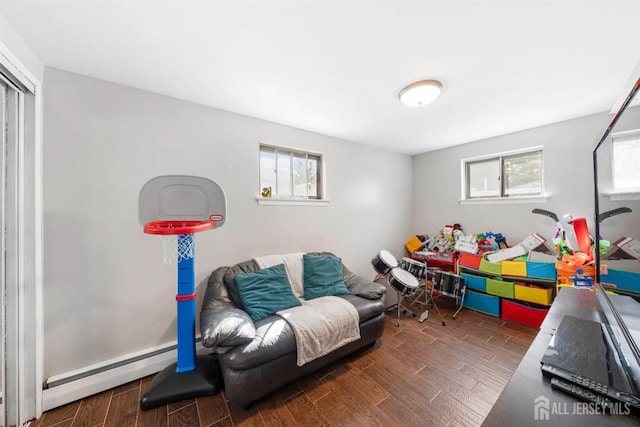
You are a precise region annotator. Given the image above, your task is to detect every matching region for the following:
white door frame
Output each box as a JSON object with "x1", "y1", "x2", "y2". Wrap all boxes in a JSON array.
[{"x1": 0, "y1": 42, "x2": 43, "y2": 426}]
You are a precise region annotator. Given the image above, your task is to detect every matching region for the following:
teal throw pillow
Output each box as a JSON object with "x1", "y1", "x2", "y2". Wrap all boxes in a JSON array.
[
  {"x1": 235, "y1": 263, "x2": 301, "y2": 321},
  {"x1": 303, "y1": 254, "x2": 350, "y2": 300}
]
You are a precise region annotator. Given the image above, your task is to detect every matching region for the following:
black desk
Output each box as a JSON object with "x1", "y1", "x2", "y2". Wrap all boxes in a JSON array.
[{"x1": 482, "y1": 288, "x2": 640, "y2": 426}]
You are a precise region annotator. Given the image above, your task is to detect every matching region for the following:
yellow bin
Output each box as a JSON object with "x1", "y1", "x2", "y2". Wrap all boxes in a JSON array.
[
  {"x1": 502, "y1": 260, "x2": 527, "y2": 277},
  {"x1": 514, "y1": 283, "x2": 553, "y2": 305}
]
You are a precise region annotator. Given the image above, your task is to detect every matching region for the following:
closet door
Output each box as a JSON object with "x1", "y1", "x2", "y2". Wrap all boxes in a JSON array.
[
  {"x1": 1, "y1": 72, "x2": 20, "y2": 427},
  {"x1": 0, "y1": 77, "x2": 7, "y2": 427}
]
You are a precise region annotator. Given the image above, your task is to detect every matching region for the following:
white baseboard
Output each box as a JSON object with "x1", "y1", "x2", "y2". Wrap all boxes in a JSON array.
[{"x1": 42, "y1": 341, "x2": 209, "y2": 412}]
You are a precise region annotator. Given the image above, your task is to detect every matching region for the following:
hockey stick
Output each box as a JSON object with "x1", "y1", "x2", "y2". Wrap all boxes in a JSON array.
[
  {"x1": 598, "y1": 207, "x2": 632, "y2": 223},
  {"x1": 532, "y1": 208, "x2": 574, "y2": 254}
]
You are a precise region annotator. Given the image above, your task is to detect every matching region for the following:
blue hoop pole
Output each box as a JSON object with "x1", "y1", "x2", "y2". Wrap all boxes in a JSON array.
[{"x1": 175, "y1": 233, "x2": 197, "y2": 373}]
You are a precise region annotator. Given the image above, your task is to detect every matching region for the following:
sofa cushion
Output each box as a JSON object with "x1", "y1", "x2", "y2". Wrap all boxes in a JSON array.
[
  {"x1": 223, "y1": 260, "x2": 261, "y2": 308},
  {"x1": 303, "y1": 254, "x2": 350, "y2": 300},
  {"x1": 235, "y1": 263, "x2": 302, "y2": 321}
]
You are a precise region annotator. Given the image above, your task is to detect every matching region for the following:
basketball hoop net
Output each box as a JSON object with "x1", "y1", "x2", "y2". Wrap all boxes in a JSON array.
[{"x1": 143, "y1": 220, "x2": 214, "y2": 265}]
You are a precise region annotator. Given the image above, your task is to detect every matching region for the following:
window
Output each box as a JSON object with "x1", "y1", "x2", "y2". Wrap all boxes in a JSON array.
[
  {"x1": 463, "y1": 148, "x2": 543, "y2": 200},
  {"x1": 259, "y1": 143, "x2": 323, "y2": 200},
  {"x1": 612, "y1": 130, "x2": 640, "y2": 193}
]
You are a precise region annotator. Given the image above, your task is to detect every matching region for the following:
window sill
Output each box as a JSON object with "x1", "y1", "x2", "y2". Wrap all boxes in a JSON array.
[
  {"x1": 459, "y1": 195, "x2": 549, "y2": 205},
  {"x1": 256, "y1": 197, "x2": 330, "y2": 207},
  {"x1": 608, "y1": 192, "x2": 640, "y2": 201}
]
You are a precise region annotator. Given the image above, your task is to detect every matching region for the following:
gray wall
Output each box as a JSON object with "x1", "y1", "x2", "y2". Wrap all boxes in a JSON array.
[
  {"x1": 412, "y1": 112, "x2": 615, "y2": 248},
  {"x1": 42, "y1": 68, "x2": 412, "y2": 378}
]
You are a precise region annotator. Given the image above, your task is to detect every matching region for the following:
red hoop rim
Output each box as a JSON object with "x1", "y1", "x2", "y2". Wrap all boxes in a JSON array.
[{"x1": 143, "y1": 220, "x2": 214, "y2": 235}]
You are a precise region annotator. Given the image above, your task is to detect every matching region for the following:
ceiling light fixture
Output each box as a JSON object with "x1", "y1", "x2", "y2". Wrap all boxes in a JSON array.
[{"x1": 399, "y1": 79, "x2": 443, "y2": 107}]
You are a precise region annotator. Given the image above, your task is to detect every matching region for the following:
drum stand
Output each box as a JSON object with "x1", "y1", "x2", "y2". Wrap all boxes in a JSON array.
[
  {"x1": 425, "y1": 280, "x2": 466, "y2": 326},
  {"x1": 425, "y1": 285, "x2": 447, "y2": 326},
  {"x1": 375, "y1": 272, "x2": 418, "y2": 326},
  {"x1": 394, "y1": 288, "x2": 419, "y2": 327}
]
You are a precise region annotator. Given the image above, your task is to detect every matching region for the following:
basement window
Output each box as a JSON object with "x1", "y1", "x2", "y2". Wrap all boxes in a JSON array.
[
  {"x1": 461, "y1": 147, "x2": 546, "y2": 204},
  {"x1": 258, "y1": 143, "x2": 327, "y2": 206}
]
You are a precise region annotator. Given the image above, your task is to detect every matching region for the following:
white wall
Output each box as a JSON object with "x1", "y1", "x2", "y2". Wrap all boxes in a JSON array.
[
  {"x1": 42, "y1": 67, "x2": 412, "y2": 379},
  {"x1": 412, "y1": 112, "x2": 614, "y2": 247}
]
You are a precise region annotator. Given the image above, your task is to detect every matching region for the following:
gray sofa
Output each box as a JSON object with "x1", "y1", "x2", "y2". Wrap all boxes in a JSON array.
[{"x1": 199, "y1": 252, "x2": 386, "y2": 408}]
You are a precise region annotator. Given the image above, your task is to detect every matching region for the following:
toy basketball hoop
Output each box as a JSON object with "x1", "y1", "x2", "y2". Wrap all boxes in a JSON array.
[
  {"x1": 143, "y1": 220, "x2": 215, "y2": 264},
  {"x1": 138, "y1": 175, "x2": 226, "y2": 410}
]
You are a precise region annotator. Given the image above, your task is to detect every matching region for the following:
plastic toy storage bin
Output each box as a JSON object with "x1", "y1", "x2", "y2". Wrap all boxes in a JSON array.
[
  {"x1": 458, "y1": 253, "x2": 482, "y2": 270},
  {"x1": 514, "y1": 283, "x2": 553, "y2": 306},
  {"x1": 486, "y1": 278, "x2": 515, "y2": 299},
  {"x1": 479, "y1": 259, "x2": 502, "y2": 275},
  {"x1": 460, "y1": 273, "x2": 487, "y2": 292},
  {"x1": 502, "y1": 260, "x2": 527, "y2": 277},
  {"x1": 601, "y1": 269, "x2": 640, "y2": 293},
  {"x1": 526, "y1": 261, "x2": 556, "y2": 280},
  {"x1": 463, "y1": 290, "x2": 500, "y2": 317},
  {"x1": 501, "y1": 299, "x2": 548, "y2": 328}
]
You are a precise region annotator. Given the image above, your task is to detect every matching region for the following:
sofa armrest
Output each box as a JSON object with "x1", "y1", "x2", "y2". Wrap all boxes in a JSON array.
[
  {"x1": 200, "y1": 266, "x2": 256, "y2": 348},
  {"x1": 200, "y1": 304, "x2": 256, "y2": 348},
  {"x1": 343, "y1": 270, "x2": 386, "y2": 300}
]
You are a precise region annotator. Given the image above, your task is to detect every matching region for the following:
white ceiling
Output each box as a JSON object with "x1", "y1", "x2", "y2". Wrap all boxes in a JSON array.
[{"x1": 2, "y1": 0, "x2": 640, "y2": 155}]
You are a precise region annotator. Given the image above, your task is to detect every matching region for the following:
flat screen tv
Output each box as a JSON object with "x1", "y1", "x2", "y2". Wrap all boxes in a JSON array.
[
  {"x1": 591, "y1": 75, "x2": 640, "y2": 404},
  {"x1": 540, "y1": 76, "x2": 640, "y2": 415}
]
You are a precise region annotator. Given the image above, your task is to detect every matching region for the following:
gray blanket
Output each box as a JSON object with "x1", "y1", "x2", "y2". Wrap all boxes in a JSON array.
[{"x1": 277, "y1": 296, "x2": 360, "y2": 366}]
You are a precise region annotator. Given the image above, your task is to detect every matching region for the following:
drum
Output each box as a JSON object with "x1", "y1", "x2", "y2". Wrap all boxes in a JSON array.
[
  {"x1": 371, "y1": 249, "x2": 398, "y2": 275},
  {"x1": 401, "y1": 257, "x2": 426, "y2": 280},
  {"x1": 389, "y1": 267, "x2": 420, "y2": 295},
  {"x1": 433, "y1": 271, "x2": 462, "y2": 298}
]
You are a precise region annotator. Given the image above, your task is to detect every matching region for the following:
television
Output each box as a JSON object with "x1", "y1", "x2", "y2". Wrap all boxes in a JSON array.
[{"x1": 540, "y1": 75, "x2": 640, "y2": 414}]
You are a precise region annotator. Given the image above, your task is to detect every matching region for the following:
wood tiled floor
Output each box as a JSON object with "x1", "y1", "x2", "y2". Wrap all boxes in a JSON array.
[{"x1": 30, "y1": 299, "x2": 537, "y2": 427}]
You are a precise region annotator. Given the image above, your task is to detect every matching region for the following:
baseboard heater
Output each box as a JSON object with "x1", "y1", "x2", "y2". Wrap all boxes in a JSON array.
[{"x1": 42, "y1": 338, "x2": 209, "y2": 411}]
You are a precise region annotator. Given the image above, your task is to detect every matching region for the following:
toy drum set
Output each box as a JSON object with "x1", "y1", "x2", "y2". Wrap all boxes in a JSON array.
[
  {"x1": 371, "y1": 249, "x2": 466, "y2": 326},
  {"x1": 371, "y1": 250, "x2": 421, "y2": 326}
]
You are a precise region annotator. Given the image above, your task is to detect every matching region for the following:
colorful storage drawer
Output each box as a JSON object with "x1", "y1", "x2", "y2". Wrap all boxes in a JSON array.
[
  {"x1": 601, "y1": 269, "x2": 640, "y2": 293},
  {"x1": 463, "y1": 290, "x2": 501, "y2": 317},
  {"x1": 459, "y1": 253, "x2": 482, "y2": 269},
  {"x1": 479, "y1": 258, "x2": 502, "y2": 275},
  {"x1": 514, "y1": 283, "x2": 553, "y2": 306},
  {"x1": 502, "y1": 260, "x2": 527, "y2": 277},
  {"x1": 460, "y1": 273, "x2": 487, "y2": 292},
  {"x1": 527, "y1": 261, "x2": 557, "y2": 280},
  {"x1": 501, "y1": 299, "x2": 548, "y2": 328},
  {"x1": 486, "y1": 278, "x2": 515, "y2": 299}
]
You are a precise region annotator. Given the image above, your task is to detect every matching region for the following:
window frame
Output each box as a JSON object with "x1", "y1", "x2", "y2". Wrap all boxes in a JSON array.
[
  {"x1": 258, "y1": 142, "x2": 327, "y2": 205},
  {"x1": 461, "y1": 146, "x2": 545, "y2": 203}
]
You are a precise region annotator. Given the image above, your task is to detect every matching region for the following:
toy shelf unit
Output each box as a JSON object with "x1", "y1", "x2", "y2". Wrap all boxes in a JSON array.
[
  {"x1": 138, "y1": 175, "x2": 226, "y2": 410},
  {"x1": 457, "y1": 252, "x2": 556, "y2": 328}
]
